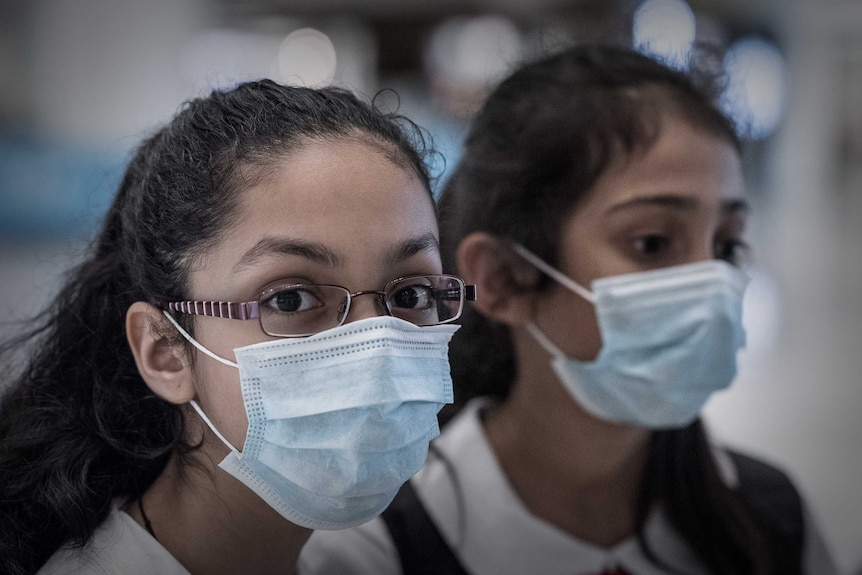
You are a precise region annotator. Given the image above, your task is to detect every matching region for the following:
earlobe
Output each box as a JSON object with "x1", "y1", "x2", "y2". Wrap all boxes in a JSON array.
[
  {"x1": 456, "y1": 232, "x2": 539, "y2": 326},
  {"x1": 126, "y1": 302, "x2": 196, "y2": 405}
]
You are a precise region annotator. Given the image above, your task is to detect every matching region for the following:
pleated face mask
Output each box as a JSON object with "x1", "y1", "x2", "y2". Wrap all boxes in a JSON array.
[
  {"x1": 513, "y1": 244, "x2": 749, "y2": 429},
  {"x1": 164, "y1": 313, "x2": 457, "y2": 530}
]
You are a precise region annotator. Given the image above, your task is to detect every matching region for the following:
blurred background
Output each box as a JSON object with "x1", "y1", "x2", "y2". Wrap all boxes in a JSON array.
[{"x1": 0, "y1": 0, "x2": 859, "y2": 571}]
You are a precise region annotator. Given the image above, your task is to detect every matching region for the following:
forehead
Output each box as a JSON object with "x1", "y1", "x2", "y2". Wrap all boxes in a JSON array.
[
  {"x1": 190, "y1": 139, "x2": 437, "y2": 290},
  {"x1": 581, "y1": 115, "x2": 744, "y2": 210},
  {"x1": 241, "y1": 138, "x2": 433, "y2": 231}
]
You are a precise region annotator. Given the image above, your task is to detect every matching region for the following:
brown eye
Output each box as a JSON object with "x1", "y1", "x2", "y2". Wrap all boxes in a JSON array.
[
  {"x1": 391, "y1": 284, "x2": 434, "y2": 310},
  {"x1": 714, "y1": 239, "x2": 751, "y2": 267},
  {"x1": 262, "y1": 287, "x2": 324, "y2": 313},
  {"x1": 274, "y1": 290, "x2": 302, "y2": 312},
  {"x1": 634, "y1": 234, "x2": 670, "y2": 255}
]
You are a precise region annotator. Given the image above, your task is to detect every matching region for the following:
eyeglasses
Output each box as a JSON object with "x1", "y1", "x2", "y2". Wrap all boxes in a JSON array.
[{"x1": 161, "y1": 274, "x2": 477, "y2": 337}]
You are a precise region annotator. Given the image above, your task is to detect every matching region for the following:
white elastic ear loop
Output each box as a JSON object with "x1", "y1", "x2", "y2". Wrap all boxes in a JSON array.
[
  {"x1": 188, "y1": 399, "x2": 240, "y2": 453},
  {"x1": 525, "y1": 322, "x2": 567, "y2": 359},
  {"x1": 160, "y1": 310, "x2": 238, "y2": 368},
  {"x1": 159, "y1": 311, "x2": 241, "y2": 453},
  {"x1": 511, "y1": 243, "x2": 595, "y2": 304}
]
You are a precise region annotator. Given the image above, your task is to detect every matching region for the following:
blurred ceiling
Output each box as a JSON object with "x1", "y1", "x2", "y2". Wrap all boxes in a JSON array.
[
  {"x1": 220, "y1": 0, "x2": 778, "y2": 18},
  {"x1": 214, "y1": 0, "x2": 788, "y2": 70}
]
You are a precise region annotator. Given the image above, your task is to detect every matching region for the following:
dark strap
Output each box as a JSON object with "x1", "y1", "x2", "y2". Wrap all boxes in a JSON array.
[
  {"x1": 383, "y1": 453, "x2": 805, "y2": 574},
  {"x1": 381, "y1": 480, "x2": 471, "y2": 575},
  {"x1": 729, "y1": 451, "x2": 805, "y2": 557}
]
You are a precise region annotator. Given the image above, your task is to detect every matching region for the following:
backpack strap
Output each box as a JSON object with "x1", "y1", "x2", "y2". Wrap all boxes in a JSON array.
[
  {"x1": 381, "y1": 480, "x2": 471, "y2": 575},
  {"x1": 383, "y1": 452, "x2": 804, "y2": 574},
  {"x1": 728, "y1": 450, "x2": 805, "y2": 558}
]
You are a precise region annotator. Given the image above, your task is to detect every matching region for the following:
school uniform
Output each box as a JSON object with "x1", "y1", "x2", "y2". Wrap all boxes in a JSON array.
[
  {"x1": 38, "y1": 504, "x2": 189, "y2": 575},
  {"x1": 299, "y1": 398, "x2": 838, "y2": 575}
]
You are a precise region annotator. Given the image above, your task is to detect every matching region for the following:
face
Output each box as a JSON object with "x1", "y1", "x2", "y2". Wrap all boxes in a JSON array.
[
  {"x1": 184, "y1": 138, "x2": 440, "y2": 452},
  {"x1": 530, "y1": 114, "x2": 747, "y2": 361}
]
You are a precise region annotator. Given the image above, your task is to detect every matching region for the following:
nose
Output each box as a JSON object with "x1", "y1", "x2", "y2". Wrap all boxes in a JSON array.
[
  {"x1": 344, "y1": 291, "x2": 389, "y2": 323},
  {"x1": 690, "y1": 239, "x2": 715, "y2": 265}
]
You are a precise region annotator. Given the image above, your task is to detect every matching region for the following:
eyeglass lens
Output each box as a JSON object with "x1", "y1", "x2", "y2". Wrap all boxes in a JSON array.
[{"x1": 258, "y1": 275, "x2": 465, "y2": 337}]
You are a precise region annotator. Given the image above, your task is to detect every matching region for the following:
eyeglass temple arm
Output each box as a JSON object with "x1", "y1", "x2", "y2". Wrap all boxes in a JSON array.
[
  {"x1": 465, "y1": 285, "x2": 477, "y2": 301},
  {"x1": 162, "y1": 283, "x2": 475, "y2": 318},
  {"x1": 435, "y1": 285, "x2": 477, "y2": 301},
  {"x1": 161, "y1": 300, "x2": 261, "y2": 320}
]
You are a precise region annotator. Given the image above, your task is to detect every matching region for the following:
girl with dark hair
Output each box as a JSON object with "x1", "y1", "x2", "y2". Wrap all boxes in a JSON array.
[
  {"x1": 0, "y1": 79, "x2": 477, "y2": 574},
  {"x1": 300, "y1": 44, "x2": 837, "y2": 574}
]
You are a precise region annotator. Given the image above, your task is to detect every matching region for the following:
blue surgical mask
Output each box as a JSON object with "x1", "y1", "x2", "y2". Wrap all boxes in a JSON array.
[
  {"x1": 163, "y1": 313, "x2": 457, "y2": 529},
  {"x1": 513, "y1": 244, "x2": 749, "y2": 429}
]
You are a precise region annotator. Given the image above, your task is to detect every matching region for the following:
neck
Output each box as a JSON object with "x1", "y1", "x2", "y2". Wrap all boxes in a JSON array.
[
  {"x1": 484, "y1": 356, "x2": 651, "y2": 547},
  {"x1": 127, "y1": 449, "x2": 311, "y2": 575}
]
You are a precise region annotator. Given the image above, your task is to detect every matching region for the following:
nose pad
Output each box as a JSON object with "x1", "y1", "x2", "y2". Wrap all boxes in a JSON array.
[{"x1": 344, "y1": 292, "x2": 389, "y2": 323}]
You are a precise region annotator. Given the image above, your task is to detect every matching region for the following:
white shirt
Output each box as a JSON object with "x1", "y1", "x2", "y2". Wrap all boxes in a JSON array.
[
  {"x1": 38, "y1": 505, "x2": 189, "y2": 575},
  {"x1": 299, "y1": 398, "x2": 838, "y2": 575}
]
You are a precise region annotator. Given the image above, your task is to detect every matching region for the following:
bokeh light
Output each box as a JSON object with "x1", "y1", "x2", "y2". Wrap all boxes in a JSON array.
[
  {"x1": 273, "y1": 28, "x2": 337, "y2": 87},
  {"x1": 426, "y1": 15, "x2": 521, "y2": 85},
  {"x1": 720, "y1": 37, "x2": 787, "y2": 140},
  {"x1": 424, "y1": 15, "x2": 522, "y2": 115},
  {"x1": 179, "y1": 28, "x2": 283, "y2": 91},
  {"x1": 632, "y1": 0, "x2": 696, "y2": 70}
]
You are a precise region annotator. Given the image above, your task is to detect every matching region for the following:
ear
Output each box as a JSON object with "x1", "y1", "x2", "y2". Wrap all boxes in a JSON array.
[
  {"x1": 126, "y1": 302, "x2": 196, "y2": 405},
  {"x1": 456, "y1": 232, "x2": 540, "y2": 326}
]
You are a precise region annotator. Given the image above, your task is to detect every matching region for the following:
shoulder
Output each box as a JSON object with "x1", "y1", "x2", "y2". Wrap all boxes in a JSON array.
[
  {"x1": 719, "y1": 448, "x2": 839, "y2": 575},
  {"x1": 723, "y1": 450, "x2": 795, "y2": 490},
  {"x1": 720, "y1": 450, "x2": 805, "y2": 540},
  {"x1": 724, "y1": 450, "x2": 802, "y2": 517},
  {"x1": 299, "y1": 517, "x2": 400, "y2": 575},
  {"x1": 716, "y1": 449, "x2": 804, "y2": 543},
  {"x1": 38, "y1": 506, "x2": 189, "y2": 575}
]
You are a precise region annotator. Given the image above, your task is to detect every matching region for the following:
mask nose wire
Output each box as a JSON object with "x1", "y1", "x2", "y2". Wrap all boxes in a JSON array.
[{"x1": 511, "y1": 244, "x2": 596, "y2": 304}]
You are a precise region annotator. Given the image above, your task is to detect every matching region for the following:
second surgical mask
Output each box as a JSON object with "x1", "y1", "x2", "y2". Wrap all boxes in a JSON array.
[{"x1": 513, "y1": 244, "x2": 749, "y2": 429}]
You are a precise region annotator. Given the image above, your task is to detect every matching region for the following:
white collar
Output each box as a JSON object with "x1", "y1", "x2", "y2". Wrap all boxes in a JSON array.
[{"x1": 411, "y1": 398, "x2": 710, "y2": 575}]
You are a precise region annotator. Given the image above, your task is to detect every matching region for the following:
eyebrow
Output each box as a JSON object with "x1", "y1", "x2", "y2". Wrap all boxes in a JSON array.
[
  {"x1": 233, "y1": 237, "x2": 341, "y2": 274},
  {"x1": 607, "y1": 194, "x2": 750, "y2": 215},
  {"x1": 385, "y1": 232, "x2": 440, "y2": 267},
  {"x1": 232, "y1": 232, "x2": 440, "y2": 274}
]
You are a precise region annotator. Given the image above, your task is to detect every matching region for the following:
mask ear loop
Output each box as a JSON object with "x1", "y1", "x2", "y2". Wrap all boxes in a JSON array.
[
  {"x1": 161, "y1": 310, "x2": 238, "y2": 368},
  {"x1": 510, "y1": 244, "x2": 593, "y2": 360},
  {"x1": 525, "y1": 322, "x2": 566, "y2": 358},
  {"x1": 188, "y1": 400, "x2": 240, "y2": 454},
  {"x1": 160, "y1": 310, "x2": 241, "y2": 453},
  {"x1": 510, "y1": 243, "x2": 596, "y2": 304}
]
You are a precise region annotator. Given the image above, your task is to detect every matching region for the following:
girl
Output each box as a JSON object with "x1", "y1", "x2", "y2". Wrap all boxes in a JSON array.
[
  {"x1": 0, "y1": 80, "x2": 474, "y2": 574},
  {"x1": 300, "y1": 44, "x2": 837, "y2": 575}
]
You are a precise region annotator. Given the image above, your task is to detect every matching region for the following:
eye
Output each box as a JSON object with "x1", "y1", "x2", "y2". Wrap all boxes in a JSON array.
[
  {"x1": 261, "y1": 287, "x2": 325, "y2": 313},
  {"x1": 714, "y1": 239, "x2": 751, "y2": 267},
  {"x1": 633, "y1": 234, "x2": 671, "y2": 256},
  {"x1": 390, "y1": 284, "x2": 435, "y2": 310}
]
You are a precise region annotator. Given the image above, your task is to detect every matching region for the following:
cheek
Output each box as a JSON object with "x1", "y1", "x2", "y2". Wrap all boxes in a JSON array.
[
  {"x1": 533, "y1": 286, "x2": 603, "y2": 362},
  {"x1": 193, "y1": 359, "x2": 249, "y2": 451}
]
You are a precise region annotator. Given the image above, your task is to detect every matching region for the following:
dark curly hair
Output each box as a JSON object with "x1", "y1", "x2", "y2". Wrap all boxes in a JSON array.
[
  {"x1": 0, "y1": 79, "x2": 434, "y2": 575},
  {"x1": 438, "y1": 44, "x2": 801, "y2": 575}
]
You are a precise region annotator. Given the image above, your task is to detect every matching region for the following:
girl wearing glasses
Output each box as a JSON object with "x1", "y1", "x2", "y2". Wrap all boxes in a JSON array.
[
  {"x1": 300, "y1": 45, "x2": 836, "y2": 574},
  {"x1": 0, "y1": 80, "x2": 474, "y2": 575}
]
